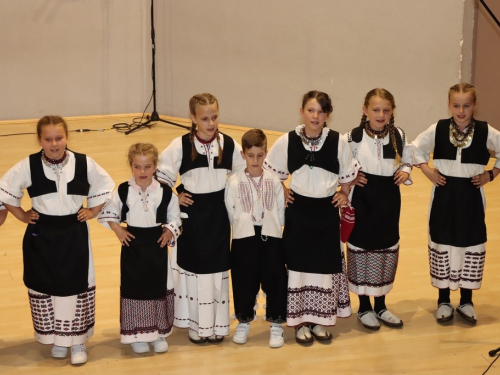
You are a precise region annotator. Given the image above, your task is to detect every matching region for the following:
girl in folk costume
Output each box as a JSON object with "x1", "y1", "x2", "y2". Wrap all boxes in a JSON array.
[
  {"x1": 264, "y1": 91, "x2": 359, "y2": 344},
  {"x1": 346, "y1": 88, "x2": 412, "y2": 330},
  {"x1": 0, "y1": 116, "x2": 114, "y2": 365},
  {"x1": 98, "y1": 143, "x2": 181, "y2": 354},
  {"x1": 412, "y1": 83, "x2": 500, "y2": 324},
  {"x1": 157, "y1": 93, "x2": 246, "y2": 343}
]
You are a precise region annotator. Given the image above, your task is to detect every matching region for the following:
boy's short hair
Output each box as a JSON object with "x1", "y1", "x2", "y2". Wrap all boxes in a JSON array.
[{"x1": 241, "y1": 129, "x2": 267, "y2": 151}]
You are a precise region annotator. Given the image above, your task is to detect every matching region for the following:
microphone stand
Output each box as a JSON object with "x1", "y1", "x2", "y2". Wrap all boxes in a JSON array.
[{"x1": 131, "y1": 0, "x2": 189, "y2": 135}]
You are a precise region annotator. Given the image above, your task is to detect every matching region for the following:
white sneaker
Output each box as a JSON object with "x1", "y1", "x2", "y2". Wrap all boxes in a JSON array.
[
  {"x1": 232, "y1": 323, "x2": 250, "y2": 344},
  {"x1": 131, "y1": 342, "x2": 150, "y2": 353},
  {"x1": 152, "y1": 337, "x2": 168, "y2": 353},
  {"x1": 70, "y1": 343, "x2": 87, "y2": 365},
  {"x1": 436, "y1": 303, "x2": 454, "y2": 322},
  {"x1": 357, "y1": 311, "x2": 381, "y2": 330},
  {"x1": 269, "y1": 324, "x2": 284, "y2": 348},
  {"x1": 51, "y1": 345, "x2": 68, "y2": 358}
]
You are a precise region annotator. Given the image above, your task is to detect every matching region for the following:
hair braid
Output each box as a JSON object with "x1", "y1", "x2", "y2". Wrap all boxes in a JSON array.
[
  {"x1": 189, "y1": 121, "x2": 197, "y2": 162},
  {"x1": 388, "y1": 114, "x2": 401, "y2": 165},
  {"x1": 360, "y1": 114, "x2": 367, "y2": 128},
  {"x1": 215, "y1": 130, "x2": 223, "y2": 165}
]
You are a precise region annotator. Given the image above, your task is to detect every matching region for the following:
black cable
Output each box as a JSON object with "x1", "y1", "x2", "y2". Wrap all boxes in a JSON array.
[
  {"x1": 111, "y1": 92, "x2": 157, "y2": 135},
  {"x1": 483, "y1": 353, "x2": 500, "y2": 375},
  {"x1": 480, "y1": 0, "x2": 500, "y2": 30}
]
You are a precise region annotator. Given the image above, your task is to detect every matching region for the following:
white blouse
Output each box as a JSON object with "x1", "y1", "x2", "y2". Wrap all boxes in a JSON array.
[
  {"x1": 264, "y1": 125, "x2": 359, "y2": 198},
  {"x1": 98, "y1": 177, "x2": 182, "y2": 244},
  {"x1": 0, "y1": 151, "x2": 114, "y2": 215},
  {"x1": 156, "y1": 134, "x2": 246, "y2": 193},
  {"x1": 346, "y1": 127, "x2": 413, "y2": 185},
  {"x1": 412, "y1": 123, "x2": 500, "y2": 178}
]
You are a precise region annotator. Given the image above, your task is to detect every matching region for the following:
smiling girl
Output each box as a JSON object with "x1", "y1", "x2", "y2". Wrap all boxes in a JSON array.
[
  {"x1": 157, "y1": 93, "x2": 246, "y2": 344},
  {"x1": 98, "y1": 143, "x2": 181, "y2": 354},
  {"x1": 0, "y1": 115, "x2": 114, "y2": 365},
  {"x1": 412, "y1": 83, "x2": 500, "y2": 324},
  {"x1": 346, "y1": 88, "x2": 412, "y2": 331}
]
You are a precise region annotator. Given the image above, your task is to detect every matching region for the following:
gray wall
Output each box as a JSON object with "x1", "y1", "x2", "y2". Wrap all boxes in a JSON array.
[{"x1": 0, "y1": 0, "x2": 475, "y2": 141}]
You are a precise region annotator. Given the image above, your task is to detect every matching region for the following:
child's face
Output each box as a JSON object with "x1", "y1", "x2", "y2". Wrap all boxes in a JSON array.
[
  {"x1": 300, "y1": 99, "x2": 329, "y2": 136},
  {"x1": 38, "y1": 124, "x2": 67, "y2": 160},
  {"x1": 363, "y1": 96, "x2": 393, "y2": 131},
  {"x1": 241, "y1": 146, "x2": 267, "y2": 177},
  {"x1": 449, "y1": 92, "x2": 476, "y2": 128},
  {"x1": 191, "y1": 103, "x2": 219, "y2": 141},
  {"x1": 131, "y1": 154, "x2": 156, "y2": 189}
]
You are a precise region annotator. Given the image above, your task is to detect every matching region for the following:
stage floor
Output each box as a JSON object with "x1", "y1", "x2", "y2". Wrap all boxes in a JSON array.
[{"x1": 0, "y1": 115, "x2": 499, "y2": 374}]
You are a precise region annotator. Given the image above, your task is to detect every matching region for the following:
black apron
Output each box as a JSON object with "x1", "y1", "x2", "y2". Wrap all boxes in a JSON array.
[
  {"x1": 283, "y1": 192, "x2": 342, "y2": 274},
  {"x1": 23, "y1": 212, "x2": 89, "y2": 297},
  {"x1": 177, "y1": 189, "x2": 231, "y2": 274},
  {"x1": 120, "y1": 225, "x2": 169, "y2": 300},
  {"x1": 349, "y1": 173, "x2": 401, "y2": 250},
  {"x1": 429, "y1": 174, "x2": 486, "y2": 247}
]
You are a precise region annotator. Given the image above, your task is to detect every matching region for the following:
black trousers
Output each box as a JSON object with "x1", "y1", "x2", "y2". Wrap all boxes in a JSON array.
[{"x1": 230, "y1": 226, "x2": 288, "y2": 323}]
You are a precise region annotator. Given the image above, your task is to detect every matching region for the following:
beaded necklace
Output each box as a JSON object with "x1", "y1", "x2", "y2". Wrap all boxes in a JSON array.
[
  {"x1": 449, "y1": 117, "x2": 475, "y2": 148},
  {"x1": 244, "y1": 170, "x2": 265, "y2": 222},
  {"x1": 41, "y1": 150, "x2": 69, "y2": 186},
  {"x1": 299, "y1": 127, "x2": 322, "y2": 164},
  {"x1": 364, "y1": 122, "x2": 388, "y2": 140}
]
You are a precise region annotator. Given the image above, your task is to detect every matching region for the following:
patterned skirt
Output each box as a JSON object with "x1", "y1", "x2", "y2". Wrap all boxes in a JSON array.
[
  {"x1": 286, "y1": 256, "x2": 351, "y2": 327},
  {"x1": 346, "y1": 242, "x2": 399, "y2": 296}
]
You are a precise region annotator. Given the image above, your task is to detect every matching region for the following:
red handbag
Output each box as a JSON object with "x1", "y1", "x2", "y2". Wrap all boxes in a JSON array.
[{"x1": 340, "y1": 202, "x2": 355, "y2": 243}]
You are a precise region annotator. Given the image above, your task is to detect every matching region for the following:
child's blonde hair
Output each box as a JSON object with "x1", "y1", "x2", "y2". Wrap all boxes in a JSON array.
[
  {"x1": 361, "y1": 88, "x2": 400, "y2": 164},
  {"x1": 448, "y1": 83, "x2": 477, "y2": 103},
  {"x1": 188, "y1": 93, "x2": 223, "y2": 165},
  {"x1": 127, "y1": 143, "x2": 159, "y2": 166}
]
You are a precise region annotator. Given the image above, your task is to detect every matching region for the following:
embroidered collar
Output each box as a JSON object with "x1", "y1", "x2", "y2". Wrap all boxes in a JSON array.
[
  {"x1": 195, "y1": 133, "x2": 217, "y2": 144},
  {"x1": 295, "y1": 125, "x2": 329, "y2": 142},
  {"x1": 128, "y1": 176, "x2": 160, "y2": 193}
]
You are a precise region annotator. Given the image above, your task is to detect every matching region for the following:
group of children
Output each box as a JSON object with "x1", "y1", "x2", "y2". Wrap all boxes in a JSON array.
[{"x1": 0, "y1": 83, "x2": 499, "y2": 366}]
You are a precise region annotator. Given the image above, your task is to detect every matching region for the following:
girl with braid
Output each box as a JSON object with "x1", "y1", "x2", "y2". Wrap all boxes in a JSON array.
[
  {"x1": 412, "y1": 83, "x2": 500, "y2": 324},
  {"x1": 346, "y1": 88, "x2": 412, "y2": 330},
  {"x1": 157, "y1": 93, "x2": 246, "y2": 343}
]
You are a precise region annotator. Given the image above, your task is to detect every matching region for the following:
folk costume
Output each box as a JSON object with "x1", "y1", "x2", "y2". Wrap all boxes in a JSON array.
[
  {"x1": 412, "y1": 119, "x2": 500, "y2": 292},
  {"x1": 98, "y1": 177, "x2": 181, "y2": 344},
  {"x1": 346, "y1": 125, "x2": 412, "y2": 297},
  {"x1": 264, "y1": 125, "x2": 359, "y2": 327},
  {"x1": 157, "y1": 132, "x2": 245, "y2": 338},
  {"x1": 0, "y1": 150, "x2": 114, "y2": 347},
  {"x1": 225, "y1": 168, "x2": 287, "y2": 324}
]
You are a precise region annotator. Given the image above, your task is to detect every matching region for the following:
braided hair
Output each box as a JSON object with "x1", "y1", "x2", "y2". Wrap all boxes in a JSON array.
[
  {"x1": 188, "y1": 93, "x2": 223, "y2": 165},
  {"x1": 448, "y1": 83, "x2": 477, "y2": 103},
  {"x1": 362, "y1": 88, "x2": 400, "y2": 164}
]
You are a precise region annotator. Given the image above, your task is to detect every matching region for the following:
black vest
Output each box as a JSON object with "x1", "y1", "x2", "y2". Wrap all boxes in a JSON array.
[
  {"x1": 287, "y1": 130, "x2": 340, "y2": 174},
  {"x1": 117, "y1": 181, "x2": 173, "y2": 225},
  {"x1": 26, "y1": 150, "x2": 90, "y2": 198},
  {"x1": 179, "y1": 133, "x2": 234, "y2": 175},
  {"x1": 349, "y1": 126, "x2": 404, "y2": 160},
  {"x1": 433, "y1": 118, "x2": 490, "y2": 165}
]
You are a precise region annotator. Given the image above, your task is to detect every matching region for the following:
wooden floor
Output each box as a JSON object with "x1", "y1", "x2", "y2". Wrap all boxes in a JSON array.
[{"x1": 1, "y1": 115, "x2": 500, "y2": 374}]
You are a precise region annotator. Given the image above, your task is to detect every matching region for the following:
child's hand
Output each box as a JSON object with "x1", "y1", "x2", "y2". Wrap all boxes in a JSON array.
[
  {"x1": 471, "y1": 171, "x2": 490, "y2": 188},
  {"x1": 22, "y1": 209, "x2": 39, "y2": 224},
  {"x1": 284, "y1": 186, "x2": 294, "y2": 207},
  {"x1": 77, "y1": 208, "x2": 95, "y2": 222},
  {"x1": 352, "y1": 172, "x2": 367, "y2": 187},
  {"x1": 421, "y1": 164, "x2": 446, "y2": 186},
  {"x1": 331, "y1": 191, "x2": 348, "y2": 207},
  {"x1": 158, "y1": 227, "x2": 173, "y2": 248},
  {"x1": 178, "y1": 192, "x2": 194, "y2": 207},
  {"x1": 112, "y1": 226, "x2": 135, "y2": 247},
  {"x1": 394, "y1": 170, "x2": 409, "y2": 186}
]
